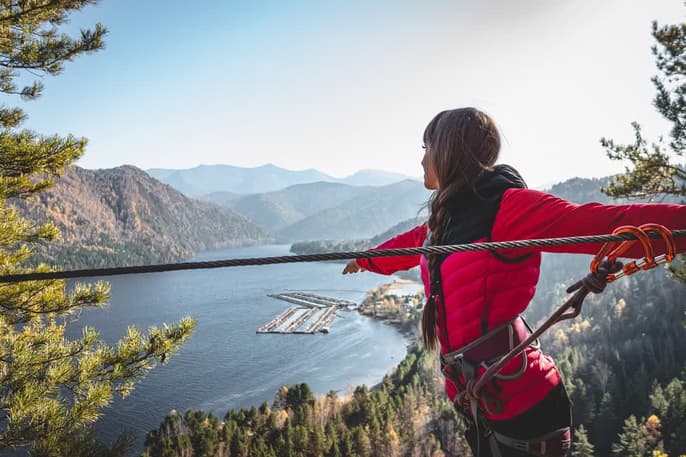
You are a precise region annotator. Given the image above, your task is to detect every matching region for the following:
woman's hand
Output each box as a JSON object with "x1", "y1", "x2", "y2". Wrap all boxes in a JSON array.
[{"x1": 342, "y1": 259, "x2": 365, "y2": 274}]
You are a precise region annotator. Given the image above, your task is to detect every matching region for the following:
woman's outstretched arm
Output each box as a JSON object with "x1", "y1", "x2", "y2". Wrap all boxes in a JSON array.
[
  {"x1": 343, "y1": 223, "x2": 428, "y2": 275},
  {"x1": 492, "y1": 188, "x2": 686, "y2": 258}
]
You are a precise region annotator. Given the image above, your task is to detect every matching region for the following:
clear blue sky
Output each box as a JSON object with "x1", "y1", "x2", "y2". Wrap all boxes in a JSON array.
[{"x1": 16, "y1": 0, "x2": 686, "y2": 188}]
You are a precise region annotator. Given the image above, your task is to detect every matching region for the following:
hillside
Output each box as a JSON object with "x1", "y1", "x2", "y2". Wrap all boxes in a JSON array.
[
  {"x1": 14, "y1": 166, "x2": 271, "y2": 268},
  {"x1": 277, "y1": 179, "x2": 430, "y2": 241},
  {"x1": 545, "y1": 175, "x2": 683, "y2": 204}
]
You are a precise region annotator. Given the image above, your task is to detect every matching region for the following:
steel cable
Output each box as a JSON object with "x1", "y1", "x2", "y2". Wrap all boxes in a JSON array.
[{"x1": 0, "y1": 230, "x2": 684, "y2": 283}]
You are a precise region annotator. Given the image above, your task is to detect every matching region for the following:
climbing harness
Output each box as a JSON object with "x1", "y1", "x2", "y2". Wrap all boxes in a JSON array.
[
  {"x1": 0, "y1": 229, "x2": 683, "y2": 283},
  {"x1": 440, "y1": 316, "x2": 539, "y2": 416},
  {"x1": 437, "y1": 224, "x2": 677, "y2": 456}
]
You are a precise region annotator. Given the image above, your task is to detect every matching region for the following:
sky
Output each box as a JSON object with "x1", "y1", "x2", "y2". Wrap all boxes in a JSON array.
[{"x1": 15, "y1": 0, "x2": 686, "y2": 188}]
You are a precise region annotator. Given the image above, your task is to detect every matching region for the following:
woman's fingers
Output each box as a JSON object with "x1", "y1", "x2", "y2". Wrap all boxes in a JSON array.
[
  {"x1": 342, "y1": 260, "x2": 356, "y2": 274},
  {"x1": 342, "y1": 259, "x2": 364, "y2": 274}
]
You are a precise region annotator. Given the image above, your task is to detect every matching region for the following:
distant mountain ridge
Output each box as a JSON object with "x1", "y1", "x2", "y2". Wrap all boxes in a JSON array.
[
  {"x1": 202, "y1": 182, "x2": 377, "y2": 232},
  {"x1": 544, "y1": 175, "x2": 683, "y2": 205},
  {"x1": 147, "y1": 164, "x2": 414, "y2": 196},
  {"x1": 14, "y1": 166, "x2": 271, "y2": 268},
  {"x1": 276, "y1": 179, "x2": 429, "y2": 241}
]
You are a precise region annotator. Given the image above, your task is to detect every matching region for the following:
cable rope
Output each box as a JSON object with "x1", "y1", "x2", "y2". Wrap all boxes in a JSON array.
[{"x1": 0, "y1": 230, "x2": 684, "y2": 283}]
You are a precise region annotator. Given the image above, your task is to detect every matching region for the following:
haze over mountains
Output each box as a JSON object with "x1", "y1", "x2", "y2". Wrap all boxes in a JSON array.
[
  {"x1": 201, "y1": 182, "x2": 377, "y2": 232},
  {"x1": 147, "y1": 164, "x2": 415, "y2": 196},
  {"x1": 203, "y1": 180, "x2": 431, "y2": 241},
  {"x1": 149, "y1": 163, "x2": 430, "y2": 242},
  {"x1": 274, "y1": 180, "x2": 428, "y2": 241}
]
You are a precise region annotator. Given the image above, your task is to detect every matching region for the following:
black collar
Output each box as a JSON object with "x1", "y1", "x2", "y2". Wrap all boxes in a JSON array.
[{"x1": 439, "y1": 164, "x2": 527, "y2": 245}]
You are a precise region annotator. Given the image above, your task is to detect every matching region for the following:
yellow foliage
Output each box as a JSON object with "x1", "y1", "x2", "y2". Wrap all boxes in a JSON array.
[
  {"x1": 275, "y1": 409, "x2": 289, "y2": 428},
  {"x1": 614, "y1": 298, "x2": 627, "y2": 318},
  {"x1": 553, "y1": 329, "x2": 568, "y2": 346},
  {"x1": 385, "y1": 423, "x2": 400, "y2": 447},
  {"x1": 570, "y1": 319, "x2": 591, "y2": 333}
]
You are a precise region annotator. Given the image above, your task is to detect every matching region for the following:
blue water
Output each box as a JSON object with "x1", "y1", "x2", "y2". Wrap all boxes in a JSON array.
[{"x1": 64, "y1": 245, "x2": 409, "y2": 453}]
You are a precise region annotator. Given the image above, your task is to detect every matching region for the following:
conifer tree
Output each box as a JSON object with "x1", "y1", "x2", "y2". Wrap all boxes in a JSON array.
[
  {"x1": 650, "y1": 377, "x2": 686, "y2": 454},
  {"x1": 572, "y1": 425, "x2": 595, "y2": 457},
  {"x1": 0, "y1": 1, "x2": 195, "y2": 454},
  {"x1": 600, "y1": 10, "x2": 686, "y2": 280}
]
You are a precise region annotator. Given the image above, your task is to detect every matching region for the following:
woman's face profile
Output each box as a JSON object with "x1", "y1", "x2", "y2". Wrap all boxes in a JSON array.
[{"x1": 421, "y1": 145, "x2": 439, "y2": 190}]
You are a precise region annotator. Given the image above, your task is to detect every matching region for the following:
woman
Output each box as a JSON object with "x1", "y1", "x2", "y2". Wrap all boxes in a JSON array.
[{"x1": 342, "y1": 108, "x2": 685, "y2": 457}]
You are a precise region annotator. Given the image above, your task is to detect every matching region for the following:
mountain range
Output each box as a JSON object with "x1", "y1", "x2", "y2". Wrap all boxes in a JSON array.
[
  {"x1": 275, "y1": 179, "x2": 429, "y2": 241},
  {"x1": 16, "y1": 163, "x2": 674, "y2": 270},
  {"x1": 203, "y1": 180, "x2": 431, "y2": 241},
  {"x1": 201, "y1": 182, "x2": 376, "y2": 232},
  {"x1": 147, "y1": 164, "x2": 414, "y2": 196}
]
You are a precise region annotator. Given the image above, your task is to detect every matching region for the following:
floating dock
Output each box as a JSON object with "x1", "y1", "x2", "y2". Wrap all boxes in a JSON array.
[
  {"x1": 283, "y1": 307, "x2": 318, "y2": 332},
  {"x1": 257, "y1": 292, "x2": 358, "y2": 334},
  {"x1": 256, "y1": 307, "x2": 300, "y2": 333},
  {"x1": 268, "y1": 292, "x2": 358, "y2": 309},
  {"x1": 304, "y1": 306, "x2": 337, "y2": 333}
]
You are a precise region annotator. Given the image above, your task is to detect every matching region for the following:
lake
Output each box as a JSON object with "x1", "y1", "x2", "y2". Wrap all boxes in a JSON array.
[{"x1": 64, "y1": 244, "x2": 410, "y2": 454}]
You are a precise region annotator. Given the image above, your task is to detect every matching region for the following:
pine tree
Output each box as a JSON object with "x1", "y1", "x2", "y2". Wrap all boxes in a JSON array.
[
  {"x1": 592, "y1": 392, "x2": 620, "y2": 456},
  {"x1": 651, "y1": 377, "x2": 686, "y2": 455},
  {"x1": 351, "y1": 426, "x2": 371, "y2": 457},
  {"x1": 600, "y1": 9, "x2": 686, "y2": 281},
  {"x1": 0, "y1": 2, "x2": 196, "y2": 454},
  {"x1": 613, "y1": 415, "x2": 647, "y2": 457},
  {"x1": 572, "y1": 425, "x2": 595, "y2": 457}
]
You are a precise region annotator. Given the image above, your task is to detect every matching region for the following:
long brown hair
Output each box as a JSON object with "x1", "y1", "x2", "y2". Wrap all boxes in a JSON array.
[{"x1": 421, "y1": 108, "x2": 501, "y2": 350}]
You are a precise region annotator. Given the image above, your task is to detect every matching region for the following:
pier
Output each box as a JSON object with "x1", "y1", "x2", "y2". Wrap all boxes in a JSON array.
[
  {"x1": 304, "y1": 306, "x2": 337, "y2": 333},
  {"x1": 257, "y1": 291, "x2": 358, "y2": 334},
  {"x1": 268, "y1": 292, "x2": 358, "y2": 309},
  {"x1": 256, "y1": 306, "x2": 300, "y2": 333},
  {"x1": 283, "y1": 307, "x2": 318, "y2": 332}
]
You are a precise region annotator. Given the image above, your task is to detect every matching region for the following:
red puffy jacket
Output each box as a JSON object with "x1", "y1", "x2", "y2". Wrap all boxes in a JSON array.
[{"x1": 357, "y1": 188, "x2": 686, "y2": 420}]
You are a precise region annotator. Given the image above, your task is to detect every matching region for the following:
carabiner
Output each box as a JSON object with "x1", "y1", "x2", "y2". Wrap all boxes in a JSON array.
[
  {"x1": 640, "y1": 223, "x2": 676, "y2": 266},
  {"x1": 591, "y1": 226, "x2": 654, "y2": 281}
]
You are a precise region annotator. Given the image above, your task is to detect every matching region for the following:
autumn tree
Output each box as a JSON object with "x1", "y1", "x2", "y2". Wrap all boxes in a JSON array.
[{"x1": 0, "y1": 1, "x2": 195, "y2": 455}]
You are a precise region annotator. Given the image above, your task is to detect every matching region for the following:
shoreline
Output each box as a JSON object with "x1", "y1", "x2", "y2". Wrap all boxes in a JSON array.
[
  {"x1": 357, "y1": 278, "x2": 424, "y2": 344},
  {"x1": 136, "y1": 277, "x2": 425, "y2": 454}
]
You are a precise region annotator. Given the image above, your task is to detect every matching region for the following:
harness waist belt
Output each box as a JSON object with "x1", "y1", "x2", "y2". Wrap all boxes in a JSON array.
[
  {"x1": 492, "y1": 427, "x2": 571, "y2": 457},
  {"x1": 442, "y1": 316, "x2": 537, "y2": 366}
]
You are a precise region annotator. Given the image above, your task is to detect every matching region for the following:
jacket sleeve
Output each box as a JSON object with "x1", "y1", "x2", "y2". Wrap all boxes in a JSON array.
[
  {"x1": 356, "y1": 223, "x2": 428, "y2": 275},
  {"x1": 492, "y1": 188, "x2": 686, "y2": 258}
]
